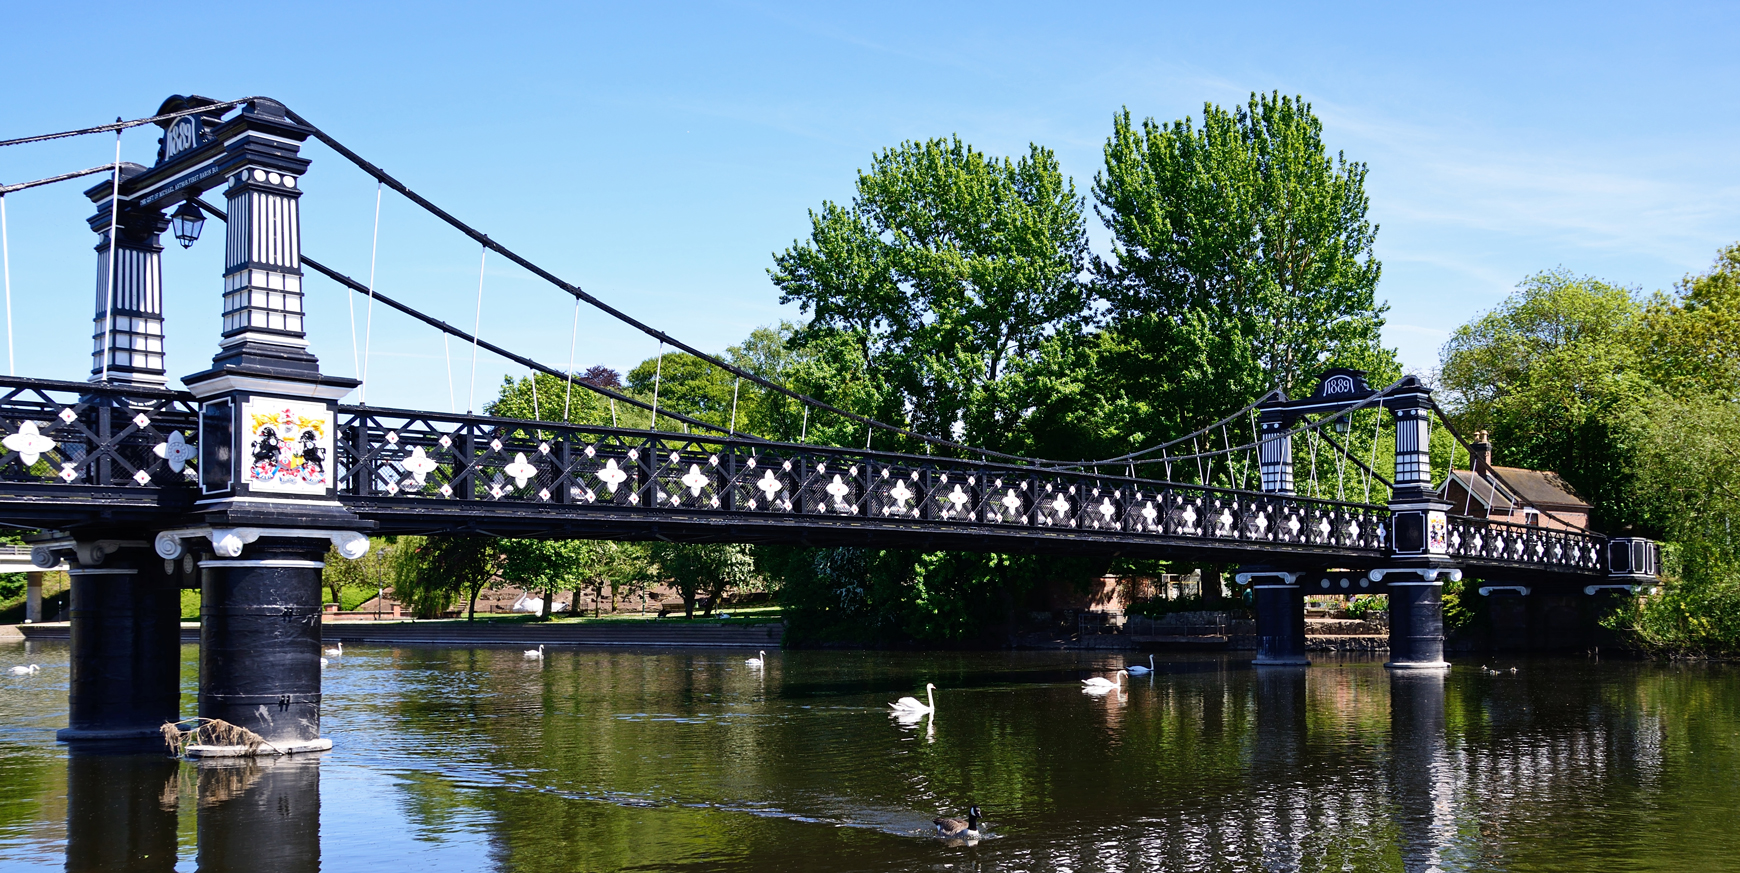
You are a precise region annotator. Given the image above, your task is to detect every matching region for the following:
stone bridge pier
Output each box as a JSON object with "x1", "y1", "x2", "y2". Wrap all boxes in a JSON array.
[{"x1": 31, "y1": 537, "x2": 185, "y2": 744}]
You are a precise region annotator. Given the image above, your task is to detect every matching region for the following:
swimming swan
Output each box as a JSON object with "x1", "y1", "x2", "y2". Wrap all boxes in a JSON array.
[
  {"x1": 746, "y1": 650, "x2": 765, "y2": 667},
  {"x1": 1127, "y1": 654, "x2": 1154, "y2": 675},
  {"x1": 890, "y1": 683, "x2": 936, "y2": 714},
  {"x1": 324, "y1": 641, "x2": 343, "y2": 657},
  {"x1": 525, "y1": 644, "x2": 545, "y2": 659},
  {"x1": 1082, "y1": 670, "x2": 1127, "y2": 694},
  {"x1": 8, "y1": 664, "x2": 39, "y2": 676}
]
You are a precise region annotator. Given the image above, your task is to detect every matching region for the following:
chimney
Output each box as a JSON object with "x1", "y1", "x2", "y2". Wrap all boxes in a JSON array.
[{"x1": 1470, "y1": 430, "x2": 1493, "y2": 474}]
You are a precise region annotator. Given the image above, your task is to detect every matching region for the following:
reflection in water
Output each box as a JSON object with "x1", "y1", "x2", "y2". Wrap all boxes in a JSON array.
[
  {"x1": 1389, "y1": 670, "x2": 1451, "y2": 873},
  {"x1": 65, "y1": 752, "x2": 178, "y2": 872},
  {"x1": 195, "y1": 755, "x2": 321, "y2": 873},
  {"x1": 2, "y1": 645, "x2": 1736, "y2": 871}
]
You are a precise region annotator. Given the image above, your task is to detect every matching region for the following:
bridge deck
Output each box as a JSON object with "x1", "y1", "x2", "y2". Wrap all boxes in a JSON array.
[{"x1": 0, "y1": 377, "x2": 1611, "y2": 583}]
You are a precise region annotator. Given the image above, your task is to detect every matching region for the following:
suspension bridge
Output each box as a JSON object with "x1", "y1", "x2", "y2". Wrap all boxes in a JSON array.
[{"x1": 0, "y1": 96, "x2": 1657, "y2": 754}]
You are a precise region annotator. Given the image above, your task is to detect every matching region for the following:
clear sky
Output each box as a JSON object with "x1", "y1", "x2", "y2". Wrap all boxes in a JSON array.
[{"x1": 3, "y1": 1, "x2": 1736, "y2": 414}]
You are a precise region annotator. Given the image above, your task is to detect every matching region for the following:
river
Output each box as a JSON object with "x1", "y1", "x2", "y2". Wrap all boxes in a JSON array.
[{"x1": 1, "y1": 642, "x2": 1736, "y2": 872}]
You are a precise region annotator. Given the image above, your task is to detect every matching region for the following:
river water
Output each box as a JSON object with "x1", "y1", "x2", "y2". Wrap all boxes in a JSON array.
[{"x1": 1, "y1": 642, "x2": 1736, "y2": 872}]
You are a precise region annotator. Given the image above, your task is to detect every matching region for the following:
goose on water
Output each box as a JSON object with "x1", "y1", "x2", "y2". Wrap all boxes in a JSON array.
[
  {"x1": 890, "y1": 683, "x2": 936, "y2": 714},
  {"x1": 8, "y1": 664, "x2": 39, "y2": 676},
  {"x1": 934, "y1": 806, "x2": 982, "y2": 839},
  {"x1": 525, "y1": 644, "x2": 545, "y2": 660},
  {"x1": 1127, "y1": 654, "x2": 1155, "y2": 675},
  {"x1": 746, "y1": 650, "x2": 766, "y2": 667}
]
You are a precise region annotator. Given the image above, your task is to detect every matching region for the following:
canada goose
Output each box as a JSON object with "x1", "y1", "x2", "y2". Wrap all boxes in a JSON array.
[
  {"x1": 934, "y1": 806, "x2": 982, "y2": 838},
  {"x1": 324, "y1": 641, "x2": 343, "y2": 657},
  {"x1": 1083, "y1": 670, "x2": 1127, "y2": 695},
  {"x1": 8, "y1": 664, "x2": 39, "y2": 676},
  {"x1": 1127, "y1": 654, "x2": 1155, "y2": 675},
  {"x1": 890, "y1": 683, "x2": 936, "y2": 714},
  {"x1": 525, "y1": 644, "x2": 545, "y2": 659},
  {"x1": 746, "y1": 650, "x2": 765, "y2": 667}
]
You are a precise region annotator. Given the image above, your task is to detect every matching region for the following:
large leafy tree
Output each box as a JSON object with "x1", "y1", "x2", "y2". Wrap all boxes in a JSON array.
[
  {"x1": 649, "y1": 542, "x2": 757, "y2": 619},
  {"x1": 1437, "y1": 269, "x2": 1650, "y2": 529},
  {"x1": 500, "y1": 538, "x2": 597, "y2": 619},
  {"x1": 770, "y1": 136, "x2": 1091, "y2": 455},
  {"x1": 1091, "y1": 93, "x2": 1395, "y2": 451}
]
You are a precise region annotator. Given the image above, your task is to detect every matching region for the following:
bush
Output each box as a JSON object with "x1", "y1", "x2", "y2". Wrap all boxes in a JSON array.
[{"x1": 1344, "y1": 594, "x2": 1387, "y2": 620}]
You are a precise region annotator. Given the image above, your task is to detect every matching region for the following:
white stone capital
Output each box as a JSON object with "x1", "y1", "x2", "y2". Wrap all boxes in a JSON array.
[{"x1": 154, "y1": 527, "x2": 371, "y2": 561}]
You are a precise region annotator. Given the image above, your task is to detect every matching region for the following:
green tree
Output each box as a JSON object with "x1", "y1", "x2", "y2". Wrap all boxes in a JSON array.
[
  {"x1": 500, "y1": 539, "x2": 596, "y2": 620},
  {"x1": 770, "y1": 135, "x2": 1091, "y2": 455},
  {"x1": 1437, "y1": 269, "x2": 1649, "y2": 529},
  {"x1": 626, "y1": 353, "x2": 738, "y2": 431},
  {"x1": 1639, "y1": 243, "x2": 1740, "y2": 400},
  {"x1": 1091, "y1": 93, "x2": 1394, "y2": 451},
  {"x1": 649, "y1": 542, "x2": 756, "y2": 619},
  {"x1": 578, "y1": 541, "x2": 654, "y2": 616},
  {"x1": 417, "y1": 535, "x2": 506, "y2": 622},
  {"x1": 489, "y1": 371, "x2": 649, "y2": 430}
]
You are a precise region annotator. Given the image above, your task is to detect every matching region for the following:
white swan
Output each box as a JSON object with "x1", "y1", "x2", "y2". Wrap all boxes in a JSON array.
[
  {"x1": 1127, "y1": 654, "x2": 1155, "y2": 675},
  {"x1": 524, "y1": 644, "x2": 545, "y2": 659},
  {"x1": 324, "y1": 641, "x2": 343, "y2": 657},
  {"x1": 319, "y1": 657, "x2": 329, "y2": 668},
  {"x1": 1082, "y1": 670, "x2": 1127, "y2": 695},
  {"x1": 8, "y1": 664, "x2": 40, "y2": 676},
  {"x1": 890, "y1": 683, "x2": 936, "y2": 714},
  {"x1": 745, "y1": 650, "x2": 765, "y2": 667}
]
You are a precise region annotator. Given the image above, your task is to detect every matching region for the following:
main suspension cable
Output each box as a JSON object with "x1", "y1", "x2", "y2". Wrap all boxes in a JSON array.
[{"x1": 279, "y1": 106, "x2": 1057, "y2": 464}]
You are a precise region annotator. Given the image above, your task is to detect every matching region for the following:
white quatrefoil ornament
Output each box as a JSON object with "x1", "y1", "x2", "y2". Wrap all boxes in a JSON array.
[
  {"x1": 504, "y1": 453, "x2": 538, "y2": 488},
  {"x1": 756, "y1": 470, "x2": 783, "y2": 500},
  {"x1": 153, "y1": 431, "x2": 196, "y2": 472},
  {"x1": 681, "y1": 464, "x2": 710, "y2": 496},
  {"x1": 597, "y1": 459, "x2": 629, "y2": 493},
  {"x1": 402, "y1": 447, "x2": 439, "y2": 485},
  {"x1": 3, "y1": 422, "x2": 56, "y2": 466}
]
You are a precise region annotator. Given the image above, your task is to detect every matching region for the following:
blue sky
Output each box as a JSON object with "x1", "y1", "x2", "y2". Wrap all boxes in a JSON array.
[{"x1": 3, "y1": 1, "x2": 1736, "y2": 413}]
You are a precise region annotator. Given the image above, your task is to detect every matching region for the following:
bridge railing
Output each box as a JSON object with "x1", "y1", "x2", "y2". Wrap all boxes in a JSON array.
[
  {"x1": 0, "y1": 376, "x2": 200, "y2": 491},
  {"x1": 333, "y1": 405, "x2": 1392, "y2": 553},
  {"x1": 1444, "y1": 514, "x2": 1606, "y2": 573}
]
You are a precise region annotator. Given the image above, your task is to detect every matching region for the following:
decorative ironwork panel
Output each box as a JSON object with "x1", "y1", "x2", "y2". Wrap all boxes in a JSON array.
[
  {"x1": 0, "y1": 377, "x2": 200, "y2": 490},
  {"x1": 1444, "y1": 515, "x2": 1604, "y2": 572}
]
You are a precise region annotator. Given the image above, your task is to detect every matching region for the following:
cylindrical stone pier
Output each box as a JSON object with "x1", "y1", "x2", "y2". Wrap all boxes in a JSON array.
[
  {"x1": 59, "y1": 550, "x2": 183, "y2": 745},
  {"x1": 1386, "y1": 577, "x2": 1449, "y2": 669},
  {"x1": 1252, "y1": 578, "x2": 1308, "y2": 666},
  {"x1": 199, "y1": 536, "x2": 330, "y2": 754},
  {"x1": 24, "y1": 571, "x2": 43, "y2": 623}
]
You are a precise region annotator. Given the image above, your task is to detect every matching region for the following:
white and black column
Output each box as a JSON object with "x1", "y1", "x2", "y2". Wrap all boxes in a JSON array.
[
  {"x1": 86, "y1": 170, "x2": 170, "y2": 387},
  {"x1": 217, "y1": 166, "x2": 315, "y2": 372}
]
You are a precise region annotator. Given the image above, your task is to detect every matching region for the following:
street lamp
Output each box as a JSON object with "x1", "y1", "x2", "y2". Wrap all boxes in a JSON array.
[{"x1": 169, "y1": 200, "x2": 205, "y2": 248}]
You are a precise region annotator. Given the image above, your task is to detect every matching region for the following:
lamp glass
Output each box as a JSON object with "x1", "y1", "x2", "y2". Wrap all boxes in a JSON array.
[{"x1": 170, "y1": 201, "x2": 204, "y2": 248}]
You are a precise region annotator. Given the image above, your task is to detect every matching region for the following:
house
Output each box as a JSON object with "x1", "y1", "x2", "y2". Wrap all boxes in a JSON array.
[{"x1": 1443, "y1": 431, "x2": 1591, "y2": 531}]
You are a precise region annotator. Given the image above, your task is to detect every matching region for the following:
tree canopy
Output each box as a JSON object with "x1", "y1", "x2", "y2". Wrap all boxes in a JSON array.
[
  {"x1": 771, "y1": 136, "x2": 1091, "y2": 455},
  {"x1": 1089, "y1": 93, "x2": 1395, "y2": 450}
]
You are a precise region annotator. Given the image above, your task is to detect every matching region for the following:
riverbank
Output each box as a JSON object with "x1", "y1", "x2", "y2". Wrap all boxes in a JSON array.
[{"x1": 4, "y1": 618, "x2": 785, "y2": 649}]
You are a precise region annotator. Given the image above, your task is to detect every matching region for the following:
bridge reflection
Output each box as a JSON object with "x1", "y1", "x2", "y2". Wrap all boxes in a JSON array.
[
  {"x1": 63, "y1": 752, "x2": 320, "y2": 873},
  {"x1": 50, "y1": 656, "x2": 1688, "y2": 871}
]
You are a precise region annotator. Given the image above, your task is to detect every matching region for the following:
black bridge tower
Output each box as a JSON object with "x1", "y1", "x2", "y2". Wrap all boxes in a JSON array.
[
  {"x1": 1241, "y1": 370, "x2": 1457, "y2": 670},
  {"x1": 37, "y1": 96, "x2": 370, "y2": 753}
]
